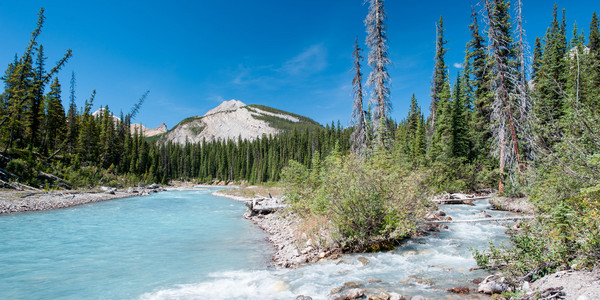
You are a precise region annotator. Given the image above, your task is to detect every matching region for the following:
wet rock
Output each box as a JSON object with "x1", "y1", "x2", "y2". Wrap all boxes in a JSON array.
[
  {"x1": 444, "y1": 216, "x2": 453, "y2": 221},
  {"x1": 389, "y1": 293, "x2": 405, "y2": 300},
  {"x1": 424, "y1": 213, "x2": 439, "y2": 221},
  {"x1": 328, "y1": 288, "x2": 365, "y2": 300},
  {"x1": 435, "y1": 210, "x2": 446, "y2": 217},
  {"x1": 358, "y1": 256, "x2": 370, "y2": 266},
  {"x1": 478, "y1": 274, "x2": 514, "y2": 294},
  {"x1": 296, "y1": 296, "x2": 313, "y2": 300},
  {"x1": 343, "y1": 282, "x2": 363, "y2": 289},
  {"x1": 147, "y1": 183, "x2": 159, "y2": 189},
  {"x1": 410, "y1": 296, "x2": 426, "y2": 300},
  {"x1": 367, "y1": 292, "x2": 391, "y2": 300},
  {"x1": 367, "y1": 277, "x2": 382, "y2": 283}
]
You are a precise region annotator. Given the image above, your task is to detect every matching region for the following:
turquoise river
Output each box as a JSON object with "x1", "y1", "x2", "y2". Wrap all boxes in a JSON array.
[{"x1": 0, "y1": 188, "x2": 516, "y2": 299}]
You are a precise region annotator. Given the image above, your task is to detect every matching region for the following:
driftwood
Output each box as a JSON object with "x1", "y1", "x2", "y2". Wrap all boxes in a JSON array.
[
  {"x1": 429, "y1": 216, "x2": 534, "y2": 224},
  {"x1": 244, "y1": 198, "x2": 287, "y2": 216}
]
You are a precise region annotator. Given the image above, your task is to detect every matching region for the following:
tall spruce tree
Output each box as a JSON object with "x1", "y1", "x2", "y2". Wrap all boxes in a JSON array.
[
  {"x1": 451, "y1": 73, "x2": 470, "y2": 159},
  {"x1": 429, "y1": 16, "x2": 449, "y2": 138},
  {"x1": 66, "y1": 71, "x2": 78, "y2": 155},
  {"x1": 468, "y1": 7, "x2": 492, "y2": 162},
  {"x1": 586, "y1": 12, "x2": 600, "y2": 108},
  {"x1": 365, "y1": 0, "x2": 392, "y2": 148},
  {"x1": 534, "y1": 5, "x2": 568, "y2": 148},
  {"x1": 350, "y1": 38, "x2": 368, "y2": 157},
  {"x1": 44, "y1": 77, "x2": 65, "y2": 153},
  {"x1": 430, "y1": 78, "x2": 452, "y2": 161}
]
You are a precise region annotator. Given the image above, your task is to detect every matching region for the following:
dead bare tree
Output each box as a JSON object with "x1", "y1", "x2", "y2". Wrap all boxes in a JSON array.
[
  {"x1": 483, "y1": 0, "x2": 526, "y2": 194},
  {"x1": 365, "y1": 0, "x2": 392, "y2": 148}
]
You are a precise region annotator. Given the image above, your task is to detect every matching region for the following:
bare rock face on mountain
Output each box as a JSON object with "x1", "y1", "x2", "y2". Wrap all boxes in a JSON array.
[
  {"x1": 92, "y1": 109, "x2": 167, "y2": 137},
  {"x1": 162, "y1": 99, "x2": 320, "y2": 145},
  {"x1": 137, "y1": 123, "x2": 167, "y2": 137}
]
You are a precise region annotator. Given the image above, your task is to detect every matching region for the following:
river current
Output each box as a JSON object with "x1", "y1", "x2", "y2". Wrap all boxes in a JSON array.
[{"x1": 0, "y1": 188, "x2": 516, "y2": 299}]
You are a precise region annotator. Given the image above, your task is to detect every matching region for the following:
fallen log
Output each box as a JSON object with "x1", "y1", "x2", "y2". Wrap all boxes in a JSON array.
[
  {"x1": 432, "y1": 199, "x2": 475, "y2": 205},
  {"x1": 39, "y1": 171, "x2": 72, "y2": 187},
  {"x1": 432, "y1": 196, "x2": 491, "y2": 205},
  {"x1": 429, "y1": 216, "x2": 534, "y2": 224}
]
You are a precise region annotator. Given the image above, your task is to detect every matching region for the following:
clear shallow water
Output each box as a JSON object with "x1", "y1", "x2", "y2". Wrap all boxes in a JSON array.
[
  {"x1": 0, "y1": 189, "x2": 272, "y2": 299},
  {"x1": 1, "y1": 191, "x2": 516, "y2": 300}
]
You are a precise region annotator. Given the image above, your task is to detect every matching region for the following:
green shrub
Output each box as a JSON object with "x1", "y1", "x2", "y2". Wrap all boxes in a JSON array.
[
  {"x1": 474, "y1": 187, "x2": 600, "y2": 279},
  {"x1": 281, "y1": 152, "x2": 428, "y2": 252},
  {"x1": 6, "y1": 158, "x2": 36, "y2": 183}
]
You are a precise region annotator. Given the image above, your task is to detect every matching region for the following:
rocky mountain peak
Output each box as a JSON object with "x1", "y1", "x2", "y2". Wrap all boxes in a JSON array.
[
  {"x1": 161, "y1": 100, "x2": 321, "y2": 145},
  {"x1": 204, "y1": 99, "x2": 246, "y2": 116}
]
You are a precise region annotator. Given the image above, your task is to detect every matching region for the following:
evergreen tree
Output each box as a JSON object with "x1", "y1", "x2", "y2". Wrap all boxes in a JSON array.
[
  {"x1": 429, "y1": 79, "x2": 452, "y2": 161},
  {"x1": 77, "y1": 90, "x2": 98, "y2": 165},
  {"x1": 468, "y1": 7, "x2": 492, "y2": 162},
  {"x1": 532, "y1": 37, "x2": 543, "y2": 80},
  {"x1": 350, "y1": 38, "x2": 368, "y2": 157},
  {"x1": 44, "y1": 78, "x2": 66, "y2": 153},
  {"x1": 585, "y1": 12, "x2": 600, "y2": 109},
  {"x1": 589, "y1": 12, "x2": 599, "y2": 52},
  {"x1": 534, "y1": 4, "x2": 568, "y2": 148},
  {"x1": 451, "y1": 73, "x2": 469, "y2": 159},
  {"x1": 27, "y1": 44, "x2": 46, "y2": 149},
  {"x1": 429, "y1": 16, "x2": 448, "y2": 136},
  {"x1": 66, "y1": 71, "x2": 78, "y2": 155}
]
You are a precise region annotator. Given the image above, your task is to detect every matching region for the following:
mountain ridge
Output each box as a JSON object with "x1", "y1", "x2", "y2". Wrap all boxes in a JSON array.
[
  {"x1": 92, "y1": 108, "x2": 168, "y2": 137},
  {"x1": 161, "y1": 99, "x2": 321, "y2": 144}
]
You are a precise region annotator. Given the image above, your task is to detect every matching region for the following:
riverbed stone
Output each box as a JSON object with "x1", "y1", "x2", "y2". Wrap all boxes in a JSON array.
[
  {"x1": 358, "y1": 256, "x2": 370, "y2": 266},
  {"x1": 367, "y1": 292, "x2": 391, "y2": 300},
  {"x1": 389, "y1": 293, "x2": 405, "y2": 300},
  {"x1": 343, "y1": 281, "x2": 363, "y2": 288},
  {"x1": 328, "y1": 288, "x2": 365, "y2": 300},
  {"x1": 478, "y1": 274, "x2": 513, "y2": 294},
  {"x1": 296, "y1": 296, "x2": 313, "y2": 300}
]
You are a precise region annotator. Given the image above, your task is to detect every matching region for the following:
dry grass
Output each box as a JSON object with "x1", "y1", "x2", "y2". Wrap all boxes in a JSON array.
[
  {"x1": 294, "y1": 214, "x2": 339, "y2": 249},
  {"x1": 219, "y1": 185, "x2": 283, "y2": 199}
]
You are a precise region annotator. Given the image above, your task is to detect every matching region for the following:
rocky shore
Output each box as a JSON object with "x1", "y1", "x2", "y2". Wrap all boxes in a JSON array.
[
  {"x1": 0, "y1": 184, "x2": 165, "y2": 215},
  {"x1": 213, "y1": 190, "x2": 340, "y2": 268}
]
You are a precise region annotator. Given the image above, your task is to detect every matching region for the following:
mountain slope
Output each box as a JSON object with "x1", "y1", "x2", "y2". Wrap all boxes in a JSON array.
[{"x1": 162, "y1": 99, "x2": 321, "y2": 144}]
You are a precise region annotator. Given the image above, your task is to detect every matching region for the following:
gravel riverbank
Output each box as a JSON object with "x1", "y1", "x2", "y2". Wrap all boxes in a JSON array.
[
  {"x1": 0, "y1": 185, "x2": 170, "y2": 215},
  {"x1": 213, "y1": 190, "x2": 340, "y2": 268}
]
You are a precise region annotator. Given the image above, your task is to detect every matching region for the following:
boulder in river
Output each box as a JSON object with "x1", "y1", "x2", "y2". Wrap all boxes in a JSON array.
[
  {"x1": 478, "y1": 274, "x2": 514, "y2": 294},
  {"x1": 358, "y1": 256, "x2": 370, "y2": 266},
  {"x1": 328, "y1": 288, "x2": 365, "y2": 300}
]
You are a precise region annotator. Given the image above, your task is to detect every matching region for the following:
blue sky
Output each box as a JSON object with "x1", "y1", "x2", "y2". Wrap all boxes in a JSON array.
[{"x1": 1, "y1": 1, "x2": 598, "y2": 129}]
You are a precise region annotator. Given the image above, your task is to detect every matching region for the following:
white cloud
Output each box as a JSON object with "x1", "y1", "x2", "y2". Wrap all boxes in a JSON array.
[
  {"x1": 281, "y1": 44, "x2": 328, "y2": 75},
  {"x1": 453, "y1": 62, "x2": 463, "y2": 69}
]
